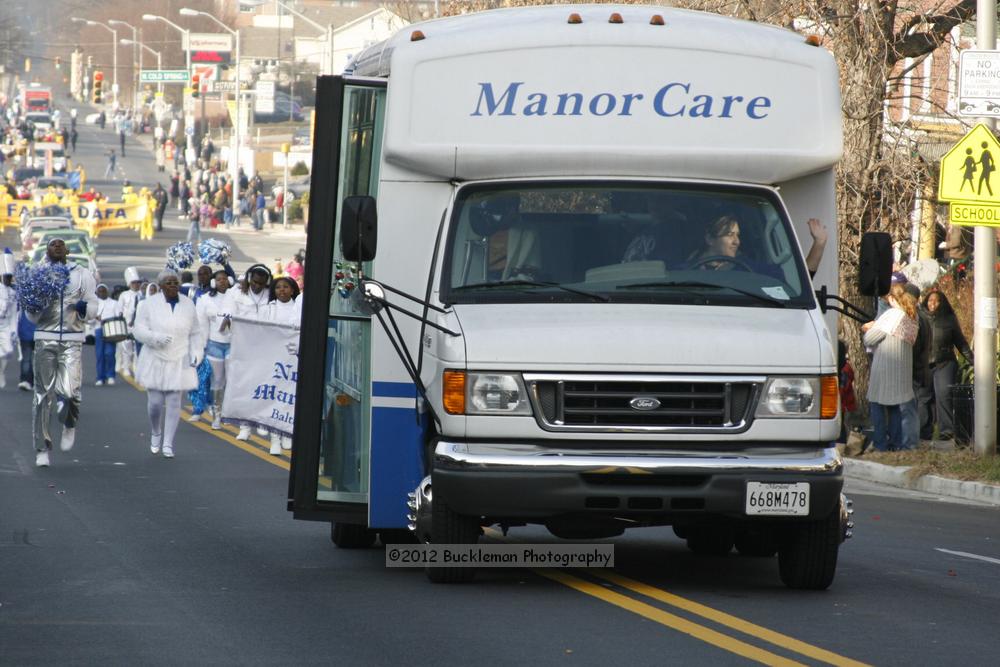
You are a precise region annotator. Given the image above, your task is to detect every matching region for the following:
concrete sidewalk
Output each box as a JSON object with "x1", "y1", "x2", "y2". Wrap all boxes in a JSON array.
[{"x1": 844, "y1": 456, "x2": 1000, "y2": 506}]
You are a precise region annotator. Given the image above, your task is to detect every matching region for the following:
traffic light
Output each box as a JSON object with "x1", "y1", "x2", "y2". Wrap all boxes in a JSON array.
[
  {"x1": 92, "y1": 71, "x2": 104, "y2": 104},
  {"x1": 55, "y1": 56, "x2": 61, "y2": 69},
  {"x1": 87, "y1": 55, "x2": 93, "y2": 68},
  {"x1": 191, "y1": 73, "x2": 200, "y2": 99}
]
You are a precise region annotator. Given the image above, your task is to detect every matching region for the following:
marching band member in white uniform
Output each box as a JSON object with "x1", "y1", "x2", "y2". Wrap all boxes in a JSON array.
[
  {"x1": 263, "y1": 276, "x2": 301, "y2": 454},
  {"x1": 0, "y1": 253, "x2": 18, "y2": 388},
  {"x1": 116, "y1": 267, "x2": 142, "y2": 378},
  {"x1": 132, "y1": 270, "x2": 206, "y2": 459},
  {"x1": 226, "y1": 265, "x2": 272, "y2": 441},
  {"x1": 196, "y1": 269, "x2": 234, "y2": 430}
]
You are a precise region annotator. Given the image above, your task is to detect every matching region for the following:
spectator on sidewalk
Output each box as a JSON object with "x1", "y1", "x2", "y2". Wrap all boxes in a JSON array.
[
  {"x1": 254, "y1": 191, "x2": 267, "y2": 231},
  {"x1": 900, "y1": 282, "x2": 930, "y2": 449},
  {"x1": 922, "y1": 289, "x2": 973, "y2": 440},
  {"x1": 863, "y1": 284, "x2": 918, "y2": 451}
]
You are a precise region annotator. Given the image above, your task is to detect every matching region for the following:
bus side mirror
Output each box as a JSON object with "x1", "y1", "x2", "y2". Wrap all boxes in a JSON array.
[
  {"x1": 858, "y1": 231, "x2": 891, "y2": 297},
  {"x1": 341, "y1": 195, "x2": 377, "y2": 262}
]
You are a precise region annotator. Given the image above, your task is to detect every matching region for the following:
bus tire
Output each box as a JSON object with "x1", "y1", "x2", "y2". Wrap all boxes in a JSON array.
[
  {"x1": 379, "y1": 529, "x2": 419, "y2": 545},
  {"x1": 777, "y1": 510, "x2": 840, "y2": 590},
  {"x1": 331, "y1": 522, "x2": 377, "y2": 549},
  {"x1": 425, "y1": 501, "x2": 480, "y2": 584}
]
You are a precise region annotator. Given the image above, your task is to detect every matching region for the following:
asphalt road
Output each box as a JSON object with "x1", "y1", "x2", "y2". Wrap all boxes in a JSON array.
[
  {"x1": 3, "y1": 95, "x2": 1000, "y2": 666},
  {"x1": 2, "y1": 355, "x2": 1000, "y2": 666}
]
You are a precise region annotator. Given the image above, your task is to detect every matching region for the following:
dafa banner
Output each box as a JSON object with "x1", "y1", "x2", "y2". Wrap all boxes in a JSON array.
[{"x1": 0, "y1": 198, "x2": 154, "y2": 237}]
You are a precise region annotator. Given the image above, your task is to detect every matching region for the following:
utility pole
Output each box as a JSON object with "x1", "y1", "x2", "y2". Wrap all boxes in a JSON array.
[{"x1": 975, "y1": 0, "x2": 998, "y2": 457}]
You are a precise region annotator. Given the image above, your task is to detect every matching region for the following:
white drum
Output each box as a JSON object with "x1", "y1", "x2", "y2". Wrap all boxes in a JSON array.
[{"x1": 101, "y1": 316, "x2": 130, "y2": 343}]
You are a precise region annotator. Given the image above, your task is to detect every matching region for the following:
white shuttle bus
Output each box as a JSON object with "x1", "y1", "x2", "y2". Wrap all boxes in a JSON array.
[{"x1": 290, "y1": 4, "x2": 882, "y2": 589}]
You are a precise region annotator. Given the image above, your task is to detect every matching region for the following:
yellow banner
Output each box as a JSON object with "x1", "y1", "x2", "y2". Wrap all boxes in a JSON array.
[{"x1": 0, "y1": 196, "x2": 154, "y2": 238}]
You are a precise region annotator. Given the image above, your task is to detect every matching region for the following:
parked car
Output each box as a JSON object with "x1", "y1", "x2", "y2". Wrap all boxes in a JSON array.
[
  {"x1": 34, "y1": 175, "x2": 73, "y2": 190},
  {"x1": 21, "y1": 207, "x2": 76, "y2": 250},
  {"x1": 292, "y1": 127, "x2": 311, "y2": 146},
  {"x1": 274, "y1": 175, "x2": 310, "y2": 198}
]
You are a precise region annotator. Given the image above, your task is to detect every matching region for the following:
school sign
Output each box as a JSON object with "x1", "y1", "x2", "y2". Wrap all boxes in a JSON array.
[{"x1": 939, "y1": 123, "x2": 1000, "y2": 227}]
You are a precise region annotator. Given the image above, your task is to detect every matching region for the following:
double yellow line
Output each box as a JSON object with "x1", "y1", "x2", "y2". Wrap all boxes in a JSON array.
[
  {"x1": 123, "y1": 376, "x2": 867, "y2": 665},
  {"x1": 540, "y1": 569, "x2": 868, "y2": 666}
]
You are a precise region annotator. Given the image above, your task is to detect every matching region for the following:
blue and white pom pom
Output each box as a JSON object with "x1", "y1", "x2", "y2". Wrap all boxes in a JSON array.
[
  {"x1": 165, "y1": 242, "x2": 195, "y2": 270},
  {"x1": 198, "y1": 238, "x2": 231, "y2": 265},
  {"x1": 15, "y1": 261, "x2": 70, "y2": 314}
]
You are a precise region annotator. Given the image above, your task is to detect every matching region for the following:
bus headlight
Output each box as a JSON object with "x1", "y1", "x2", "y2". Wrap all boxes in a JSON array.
[
  {"x1": 443, "y1": 371, "x2": 532, "y2": 415},
  {"x1": 756, "y1": 377, "x2": 819, "y2": 418}
]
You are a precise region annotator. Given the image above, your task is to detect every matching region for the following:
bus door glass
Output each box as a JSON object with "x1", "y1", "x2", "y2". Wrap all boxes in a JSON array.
[{"x1": 289, "y1": 78, "x2": 385, "y2": 520}]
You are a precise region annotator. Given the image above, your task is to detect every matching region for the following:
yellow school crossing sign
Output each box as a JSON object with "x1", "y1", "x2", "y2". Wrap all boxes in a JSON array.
[{"x1": 939, "y1": 123, "x2": 1000, "y2": 226}]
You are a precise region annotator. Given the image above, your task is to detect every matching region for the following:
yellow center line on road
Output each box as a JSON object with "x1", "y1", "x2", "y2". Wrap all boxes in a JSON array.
[
  {"x1": 537, "y1": 569, "x2": 805, "y2": 666},
  {"x1": 120, "y1": 374, "x2": 289, "y2": 471},
  {"x1": 483, "y1": 529, "x2": 868, "y2": 667},
  {"x1": 592, "y1": 571, "x2": 870, "y2": 667}
]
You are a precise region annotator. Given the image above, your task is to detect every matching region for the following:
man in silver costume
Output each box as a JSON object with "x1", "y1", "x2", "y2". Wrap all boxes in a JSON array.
[{"x1": 29, "y1": 238, "x2": 98, "y2": 467}]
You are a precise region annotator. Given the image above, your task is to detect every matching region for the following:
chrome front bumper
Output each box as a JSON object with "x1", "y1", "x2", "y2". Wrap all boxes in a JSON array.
[{"x1": 434, "y1": 441, "x2": 843, "y2": 475}]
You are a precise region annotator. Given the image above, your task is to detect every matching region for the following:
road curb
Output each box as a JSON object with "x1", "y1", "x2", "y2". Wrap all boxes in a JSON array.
[{"x1": 845, "y1": 458, "x2": 1000, "y2": 506}]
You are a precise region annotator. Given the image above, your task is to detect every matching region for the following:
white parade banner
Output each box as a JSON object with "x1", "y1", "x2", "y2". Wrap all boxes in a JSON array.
[{"x1": 222, "y1": 316, "x2": 300, "y2": 436}]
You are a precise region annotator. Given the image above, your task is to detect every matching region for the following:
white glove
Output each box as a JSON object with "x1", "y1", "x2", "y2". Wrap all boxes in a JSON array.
[{"x1": 155, "y1": 334, "x2": 173, "y2": 347}]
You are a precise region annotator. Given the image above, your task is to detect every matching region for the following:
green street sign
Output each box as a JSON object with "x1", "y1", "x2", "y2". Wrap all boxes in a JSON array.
[{"x1": 140, "y1": 70, "x2": 190, "y2": 83}]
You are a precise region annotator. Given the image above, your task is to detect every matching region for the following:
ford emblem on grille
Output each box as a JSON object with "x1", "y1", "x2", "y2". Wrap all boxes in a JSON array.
[{"x1": 629, "y1": 397, "x2": 661, "y2": 411}]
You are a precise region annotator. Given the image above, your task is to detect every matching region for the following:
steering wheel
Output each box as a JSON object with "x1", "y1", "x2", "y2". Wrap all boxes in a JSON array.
[{"x1": 688, "y1": 255, "x2": 754, "y2": 272}]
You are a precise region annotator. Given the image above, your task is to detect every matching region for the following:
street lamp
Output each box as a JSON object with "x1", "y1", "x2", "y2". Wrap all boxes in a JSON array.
[
  {"x1": 142, "y1": 14, "x2": 190, "y2": 76},
  {"x1": 122, "y1": 39, "x2": 162, "y2": 95},
  {"x1": 180, "y1": 7, "x2": 242, "y2": 222},
  {"x1": 71, "y1": 18, "x2": 118, "y2": 105},
  {"x1": 109, "y1": 20, "x2": 139, "y2": 107},
  {"x1": 241, "y1": 0, "x2": 334, "y2": 75}
]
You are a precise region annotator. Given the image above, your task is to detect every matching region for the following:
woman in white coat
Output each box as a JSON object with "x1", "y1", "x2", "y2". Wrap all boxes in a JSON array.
[
  {"x1": 264, "y1": 276, "x2": 301, "y2": 454},
  {"x1": 132, "y1": 270, "x2": 206, "y2": 458}
]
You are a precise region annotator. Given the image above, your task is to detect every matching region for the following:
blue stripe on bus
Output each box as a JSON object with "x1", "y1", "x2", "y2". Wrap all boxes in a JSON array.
[
  {"x1": 372, "y1": 381, "x2": 418, "y2": 399},
  {"x1": 369, "y1": 405, "x2": 426, "y2": 529}
]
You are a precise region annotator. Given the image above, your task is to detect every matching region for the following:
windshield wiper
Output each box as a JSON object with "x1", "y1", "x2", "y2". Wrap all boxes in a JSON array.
[
  {"x1": 616, "y1": 280, "x2": 786, "y2": 308},
  {"x1": 453, "y1": 279, "x2": 610, "y2": 302}
]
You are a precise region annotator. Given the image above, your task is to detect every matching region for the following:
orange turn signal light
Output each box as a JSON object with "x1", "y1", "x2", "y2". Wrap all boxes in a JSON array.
[
  {"x1": 805, "y1": 35, "x2": 822, "y2": 47},
  {"x1": 609, "y1": 13, "x2": 624, "y2": 24},
  {"x1": 443, "y1": 371, "x2": 466, "y2": 415},
  {"x1": 411, "y1": 30, "x2": 426, "y2": 42},
  {"x1": 650, "y1": 15, "x2": 665, "y2": 26},
  {"x1": 820, "y1": 375, "x2": 839, "y2": 419},
  {"x1": 568, "y1": 13, "x2": 583, "y2": 24}
]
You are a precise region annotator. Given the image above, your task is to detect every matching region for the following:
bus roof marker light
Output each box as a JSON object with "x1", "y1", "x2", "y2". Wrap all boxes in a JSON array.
[
  {"x1": 805, "y1": 35, "x2": 821, "y2": 46},
  {"x1": 567, "y1": 13, "x2": 583, "y2": 24},
  {"x1": 609, "y1": 13, "x2": 624, "y2": 24},
  {"x1": 650, "y1": 14, "x2": 665, "y2": 26},
  {"x1": 410, "y1": 30, "x2": 426, "y2": 42}
]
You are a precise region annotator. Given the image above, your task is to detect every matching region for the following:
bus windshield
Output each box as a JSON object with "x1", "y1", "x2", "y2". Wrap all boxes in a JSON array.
[{"x1": 441, "y1": 182, "x2": 815, "y2": 308}]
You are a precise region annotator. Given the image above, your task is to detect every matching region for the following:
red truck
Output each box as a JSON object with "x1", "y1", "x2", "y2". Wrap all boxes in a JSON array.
[{"x1": 21, "y1": 85, "x2": 52, "y2": 112}]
